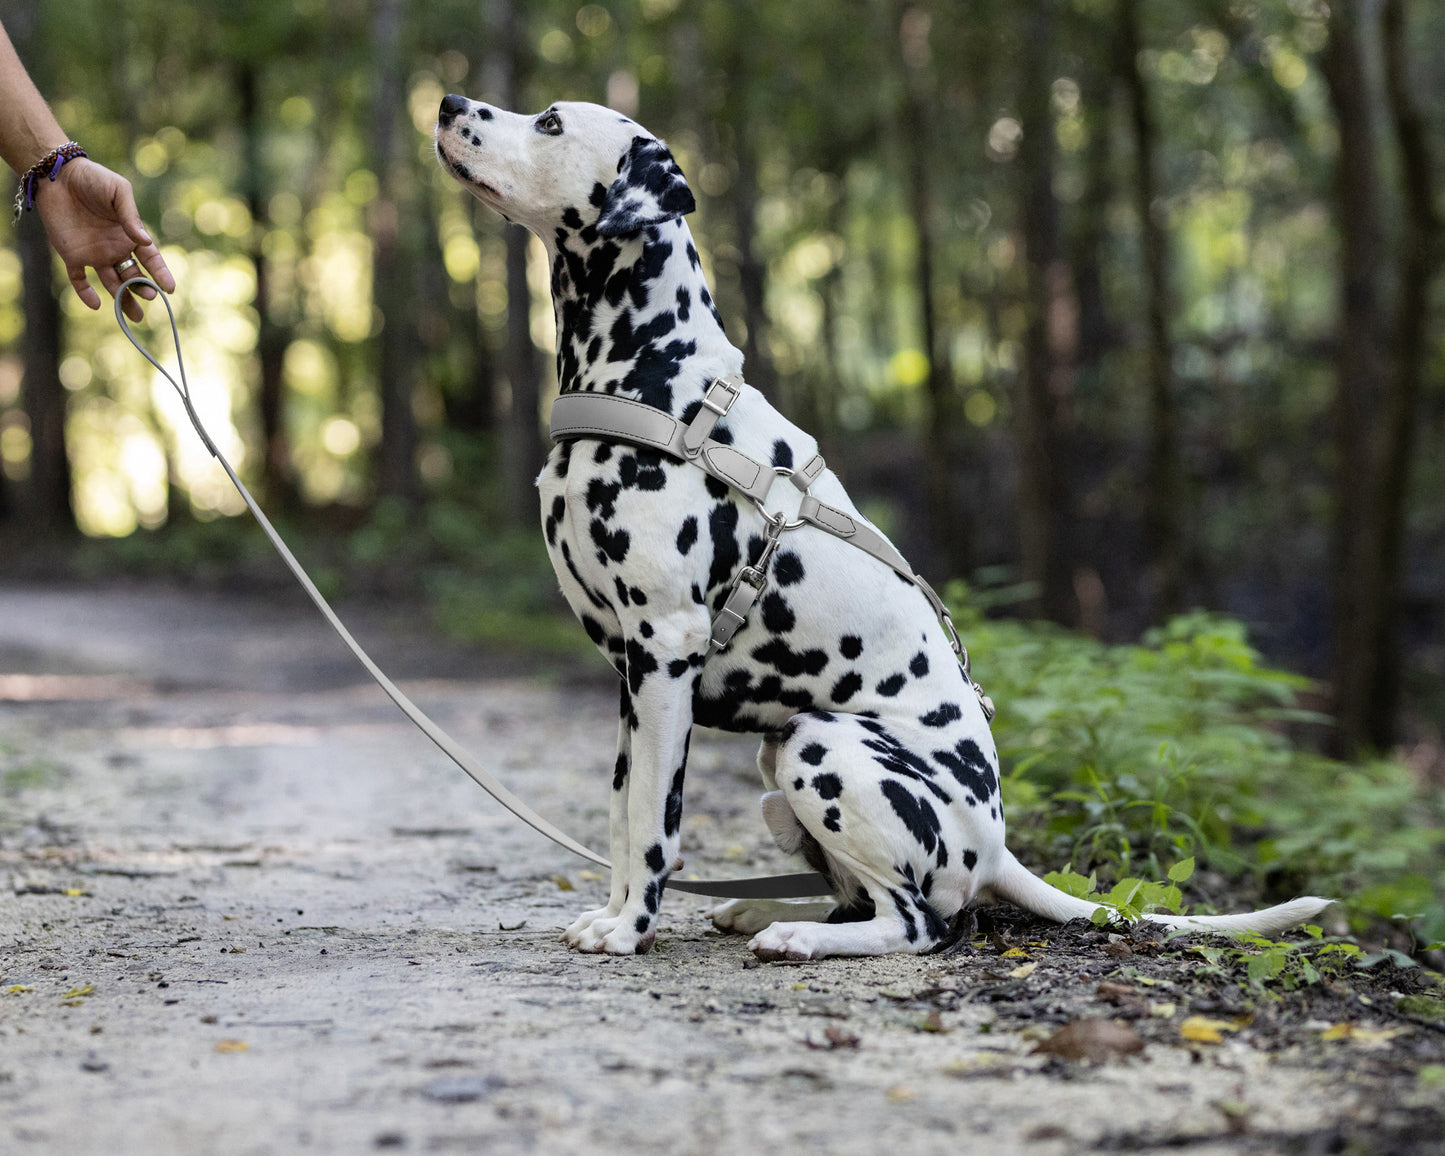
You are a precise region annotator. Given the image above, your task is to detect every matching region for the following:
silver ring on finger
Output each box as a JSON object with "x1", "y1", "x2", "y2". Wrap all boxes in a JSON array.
[{"x1": 114, "y1": 257, "x2": 139, "y2": 277}]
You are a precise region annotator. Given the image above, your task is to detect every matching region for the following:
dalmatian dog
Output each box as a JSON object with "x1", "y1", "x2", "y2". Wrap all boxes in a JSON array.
[{"x1": 434, "y1": 96, "x2": 1330, "y2": 959}]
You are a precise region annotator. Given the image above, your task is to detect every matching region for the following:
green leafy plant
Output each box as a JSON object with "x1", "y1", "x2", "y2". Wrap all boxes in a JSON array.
[
  {"x1": 947, "y1": 583, "x2": 1445, "y2": 947},
  {"x1": 1044, "y1": 856, "x2": 1196, "y2": 925}
]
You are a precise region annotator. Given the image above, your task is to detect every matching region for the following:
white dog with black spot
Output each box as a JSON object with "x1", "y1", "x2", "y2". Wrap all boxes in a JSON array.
[{"x1": 434, "y1": 96, "x2": 1330, "y2": 959}]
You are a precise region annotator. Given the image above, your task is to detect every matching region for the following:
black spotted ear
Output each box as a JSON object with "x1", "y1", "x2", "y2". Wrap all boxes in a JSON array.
[{"x1": 595, "y1": 136, "x2": 696, "y2": 238}]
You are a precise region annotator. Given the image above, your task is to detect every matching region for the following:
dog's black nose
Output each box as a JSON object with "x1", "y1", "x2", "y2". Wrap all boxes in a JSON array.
[{"x1": 438, "y1": 93, "x2": 470, "y2": 126}]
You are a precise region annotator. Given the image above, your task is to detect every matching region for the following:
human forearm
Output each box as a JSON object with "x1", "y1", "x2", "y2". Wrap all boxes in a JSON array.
[{"x1": 0, "y1": 20, "x2": 68, "y2": 175}]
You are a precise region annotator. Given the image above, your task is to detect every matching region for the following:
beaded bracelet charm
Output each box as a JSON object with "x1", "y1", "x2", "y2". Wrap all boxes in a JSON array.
[{"x1": 11, "y1": 141, "x2": 87, "y2": 224}]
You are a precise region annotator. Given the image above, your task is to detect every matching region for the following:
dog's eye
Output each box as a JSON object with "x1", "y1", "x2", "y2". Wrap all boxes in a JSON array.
[{"x1": 537, "y1": 111, "x2": 563, "y2": 136}]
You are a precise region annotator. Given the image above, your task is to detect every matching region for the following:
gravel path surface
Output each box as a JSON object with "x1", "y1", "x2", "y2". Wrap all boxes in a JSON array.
[{"x1": 2, "y1": 581, "x2": 1442, "y2": 1155}]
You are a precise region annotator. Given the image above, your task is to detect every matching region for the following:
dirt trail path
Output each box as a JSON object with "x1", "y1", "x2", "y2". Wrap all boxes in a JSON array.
[{"x1": 1, "y1": 582, "x2": 1441, "y2": 1154}]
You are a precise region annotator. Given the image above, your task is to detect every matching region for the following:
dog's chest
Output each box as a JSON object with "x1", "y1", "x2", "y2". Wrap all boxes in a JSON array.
[{"x1": 536, "y1": 417, "x2": 992, "y2": 742}]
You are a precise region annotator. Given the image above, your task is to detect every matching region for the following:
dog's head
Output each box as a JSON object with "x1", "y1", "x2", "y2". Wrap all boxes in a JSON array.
[{"x1": 435, "y1": 97, "x2": 695, "y2": 240}]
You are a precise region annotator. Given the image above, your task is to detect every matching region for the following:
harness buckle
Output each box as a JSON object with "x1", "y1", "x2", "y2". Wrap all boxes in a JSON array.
[{"x1": 701, "y1": 376, "x2": 740, "y2": 417}]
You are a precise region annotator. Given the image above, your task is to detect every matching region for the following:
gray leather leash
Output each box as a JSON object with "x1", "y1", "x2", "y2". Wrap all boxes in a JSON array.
[
  {"x1": 114, "y1": 278, "x2": 829, "y2": 900},
  {"x1": 550, "y1": 376, "x2": 996, "y2": 722}
]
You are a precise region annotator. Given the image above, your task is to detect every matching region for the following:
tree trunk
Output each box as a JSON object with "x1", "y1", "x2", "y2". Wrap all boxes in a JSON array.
[
  {"x1": 730, "y1": 139, "x2": 775, "y2": 400},
  {"x1": 17, "y1": 212, "x2": 71, "y2": 533},
  {"x1": 369, "y1": 0, "x2": 419, "y2": 507},
  {"x1": 1320, "y1": 0, "x2": 1389, "y2": 756},
  {"x1": 1118, "y1": 0, "x2": 1182, "y2": 619},
  {"x1": 487, "y1": 0, "x2": 544, "y2": 523},
  {"x1": 1015, "y1": 0, "x2": 1075, "y2": 623},
  {"x1": 891, "y1": 0, "x2": 972, "y2": 580},
  {"x1": 238, "y1": 62, "x2": 297, "y2": 512},
  {"x1": 1362, "y1": 0, "x2": 1438, "y2": 750},
  {"x1": 11, "y1": 2, "x2": 72, "y2": 535}
]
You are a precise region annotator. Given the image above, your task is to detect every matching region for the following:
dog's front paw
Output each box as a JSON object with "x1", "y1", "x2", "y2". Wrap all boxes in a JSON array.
[
  {"x1": 748, "y1": 921, "x2": 822, "y2": 962},
  {"x1": 566, "y1": 911, "x2": 657, "y2": 955},
  {"x1": 561, "y1": 904, "x2": 619, "y2": 947}
]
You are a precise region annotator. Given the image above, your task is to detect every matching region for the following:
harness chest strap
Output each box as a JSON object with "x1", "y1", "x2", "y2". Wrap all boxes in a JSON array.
[{"x1": 549, "y1": 377, "x2": 995, "y2": 722}]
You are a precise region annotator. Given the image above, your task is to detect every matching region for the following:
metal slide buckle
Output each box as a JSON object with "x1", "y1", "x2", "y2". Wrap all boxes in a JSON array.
[{"x1": 701, "y1": 376, "x2": 739, "y2": 416}]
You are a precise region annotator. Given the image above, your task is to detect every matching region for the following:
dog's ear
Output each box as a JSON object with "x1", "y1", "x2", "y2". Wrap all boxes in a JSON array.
[{"x1": 595, "y1": 136, "x2": 696, "y2": 238}]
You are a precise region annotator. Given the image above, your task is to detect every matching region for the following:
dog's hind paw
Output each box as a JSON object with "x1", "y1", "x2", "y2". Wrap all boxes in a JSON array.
[
  {"x1": 748, "y1": 922, "x2": 821, "y2": 962},
  {"x1": 710, "y1": 898, "x2": 833, "y2": 935}
]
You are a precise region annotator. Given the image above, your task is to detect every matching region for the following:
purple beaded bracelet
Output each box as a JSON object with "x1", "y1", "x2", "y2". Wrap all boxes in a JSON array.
[{"x1": 11, "y1": 141, "x2": 87, "y2": 223}]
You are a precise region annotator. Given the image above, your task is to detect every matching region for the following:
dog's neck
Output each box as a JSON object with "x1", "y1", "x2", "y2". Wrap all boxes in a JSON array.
[{"x1": 541, "y1": 216, "x2": 743, "y2": 416}]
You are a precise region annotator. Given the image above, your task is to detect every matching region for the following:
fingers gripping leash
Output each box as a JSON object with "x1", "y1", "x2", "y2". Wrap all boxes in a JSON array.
[{"x1": 114, "y1": 279, "x2": 828, "y2": 900}]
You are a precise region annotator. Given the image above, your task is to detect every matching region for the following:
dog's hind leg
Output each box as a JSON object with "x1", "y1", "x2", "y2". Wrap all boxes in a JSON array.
[
  {"x1": 742, "y1": 714, "x2": 974, "y2": 959},
  {"x1": 708, "y1": 737, "x2": 846, "y2": 934}
]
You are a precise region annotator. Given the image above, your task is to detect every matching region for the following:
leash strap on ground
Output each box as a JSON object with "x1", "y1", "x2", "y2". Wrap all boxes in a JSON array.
[{"x1": 115, "y1": 279, "x2": 830, "y2": 902}]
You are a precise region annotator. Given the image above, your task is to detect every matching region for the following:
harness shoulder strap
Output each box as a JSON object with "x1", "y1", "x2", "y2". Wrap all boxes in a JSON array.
[{"x1": 548, "y1": 378, "x2": 996, "y2": 721}]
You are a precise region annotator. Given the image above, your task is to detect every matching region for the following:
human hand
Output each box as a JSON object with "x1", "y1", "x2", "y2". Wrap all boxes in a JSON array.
[{"x1": 34, "y1": 157, "x2": 175, "y2": 322}]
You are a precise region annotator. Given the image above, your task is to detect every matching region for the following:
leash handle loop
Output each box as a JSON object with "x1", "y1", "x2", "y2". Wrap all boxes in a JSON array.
[{"x1": 115, "y1": 277, "x2": 219, "y2": 459}]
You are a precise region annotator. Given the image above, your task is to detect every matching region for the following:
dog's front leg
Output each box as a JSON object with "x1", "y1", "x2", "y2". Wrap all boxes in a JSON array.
[
  {"x1": 561, "y1": 686, "x2": 633, "y2": 944},
  {"x1": 565, "y1": 626, "x2": 696, "y2": 954}
]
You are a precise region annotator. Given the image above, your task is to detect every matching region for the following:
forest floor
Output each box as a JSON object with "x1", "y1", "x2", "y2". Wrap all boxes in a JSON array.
[{"x1": 1, "y1": 580, "x2": 1443, "y2": 1155}]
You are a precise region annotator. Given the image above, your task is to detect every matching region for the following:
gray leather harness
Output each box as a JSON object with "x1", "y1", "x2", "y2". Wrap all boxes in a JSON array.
[{"x1": 549, "y1": 374, "x2": 995, "y2": 722}]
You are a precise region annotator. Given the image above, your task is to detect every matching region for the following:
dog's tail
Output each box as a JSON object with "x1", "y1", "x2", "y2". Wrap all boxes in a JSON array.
[{"x1": 988, "y1": 849, "x2": 1332, "y2": 936}]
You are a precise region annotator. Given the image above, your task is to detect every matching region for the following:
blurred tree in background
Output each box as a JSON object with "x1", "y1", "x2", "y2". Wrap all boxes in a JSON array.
[{"x1": 0, "y1": 0, "x2": 1441, "y2": 759}]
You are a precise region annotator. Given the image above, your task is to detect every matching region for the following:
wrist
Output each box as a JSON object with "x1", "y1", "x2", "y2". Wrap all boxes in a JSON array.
[{"x1": 12, "y1": 141, "x2": 88, "y2": 223}]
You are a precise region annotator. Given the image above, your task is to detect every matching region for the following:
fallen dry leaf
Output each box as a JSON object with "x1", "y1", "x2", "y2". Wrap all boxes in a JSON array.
[
  {"x1": 1180, "y1": 1015, "x2": 1241, "y2": 1044},
  {"x1": 214, "y1": 1039, "x2": 249, "y2": 1054},
  {"x1": 1321, "y1": 1023, "x2": 1411, "y2": 1049},
  {"x1": 60, "y1": 986, "x2": 95, "y2": 1000},
  {"x1": 1033, "y1": 1018, "x2": 1144, "y2": 1063},
  {"x1": 885, "y1": 1083, "x2": 917, "y2": 1102},
  {"x1": 1009, "y1": 962, "x2": 1038, "y2": 979},
  {"x1": 1000, "y1": 947, "x2": 1029, "y2": 959}
]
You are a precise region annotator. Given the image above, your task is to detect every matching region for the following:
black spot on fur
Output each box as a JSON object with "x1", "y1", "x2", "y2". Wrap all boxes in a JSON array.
[
  {"x1": 932, "y1": 738, "x2": 999, "y2": 803},
  {"x1": 771, "y1": 439, "x2": 793, "y2": 469},
  {"x1": 676, "y1": 515, "x2": 698, "y2": 555},
  {"x1": 880, "y1": 781, "x2": 945, "y2": 866},
  {"x1": 667, "y1": 658, "x2": 690, "y2": 678},
  {"x1": 839, "y1": 635, "x2": 863, "y2": 659},
  {"x1": 875, "y1": 673, "x2": 907, "y2": 697},
  {"x1": 706, "y1": 503, "x2": 741, "y2": 591},
  {"x1": 829, "y1": 671, "x2": 863, "y2": 704},
  {"x1": 625, "y1": 638, "x2": 658, "y2": 695},
  {"x1": 910, "y1": 652, "x2": 930, "y2": 678},
  {"x1": 919, "y1": 702, "x2": 962, "y2": 728},
  {"x1": 751, "y1": 639, "x2": 828, "y2": 678},
  {"x1": 590, "y1": 519, "x2": 630, "y2": 564},
  {"x1": 811, "y1": 772, "x2": 843, "y2": 800},
  {"x1": 613, "y1": 753, "x2": 629, "y2": 790},
  {"x1": 664, "y1": 765, "x2": 686, "y2": 836},
  {"x1": 645, "y1": 843, "x2": 665, "y2": 873},
  {"x1": 963, "y1": 849, "x2": 978, "y2": 871},
  {"x1": 761, "y1": 592, "x2": 795, "y2": 634},
  {"x1": 799, "y1": 743, "x2": 827, "y2": 766},
  {"x1": 773, "y1": 551, "x2": 805, "y2": 586},
  {"x1": 823, "y1": 805, "x2": 842, "y2": 832}
]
